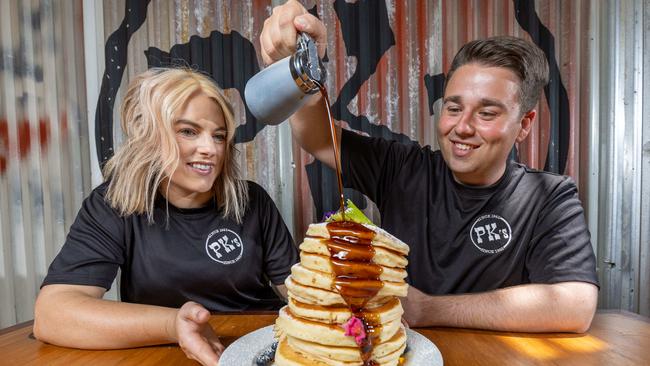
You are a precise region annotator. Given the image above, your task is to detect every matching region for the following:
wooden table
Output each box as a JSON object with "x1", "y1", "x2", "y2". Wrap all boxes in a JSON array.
[{"x1": 1, "y1": 310, "x2": 648, "y2": 365}]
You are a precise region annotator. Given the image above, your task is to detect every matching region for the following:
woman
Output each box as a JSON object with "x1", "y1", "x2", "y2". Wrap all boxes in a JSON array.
[{"x1": 34, "y1": 68, "x2": 298, "y2": 365}]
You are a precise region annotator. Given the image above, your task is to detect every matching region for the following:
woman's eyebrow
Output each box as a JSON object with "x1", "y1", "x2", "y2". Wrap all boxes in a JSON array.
[
  {"x1": 174, "y1": 119, "x2": 199, "y2": 127},
  {"x1": 175, "y1": 119, "x2": 227, "y2": 132}
]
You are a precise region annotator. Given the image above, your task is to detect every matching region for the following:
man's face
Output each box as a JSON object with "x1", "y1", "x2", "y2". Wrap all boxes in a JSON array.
[{"x1": 437, "y1": 63, "x2": 534, "y2": 186}]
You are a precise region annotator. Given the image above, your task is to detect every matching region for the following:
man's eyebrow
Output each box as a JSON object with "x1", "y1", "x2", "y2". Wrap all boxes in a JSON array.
[
  {"x1": 443, "y1": 95, "x2": 462, "y2": 104},
  {"x1": 443, "y1": 96, "x2": 506, "y2": 110},
  {"x1": 479, "y1": 98, "x2": 507, "y2": 110}
]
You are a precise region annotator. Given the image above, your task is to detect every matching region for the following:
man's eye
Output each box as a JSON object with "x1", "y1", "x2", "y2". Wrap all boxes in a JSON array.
[
  {"x1": 446, "y1": 106, "x2": 461, "y2": 114},
  {"x1": 478, "y1": 111, "x2": 497, "y2": 119}
]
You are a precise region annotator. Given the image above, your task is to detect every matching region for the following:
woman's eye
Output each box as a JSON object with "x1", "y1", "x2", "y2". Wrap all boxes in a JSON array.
[
  {"x1": 213, "y1": 134, "x2": 226, "y2": 142},
  {"x1": 179, "y1": 128, "x2": 196, "y2": 136}
]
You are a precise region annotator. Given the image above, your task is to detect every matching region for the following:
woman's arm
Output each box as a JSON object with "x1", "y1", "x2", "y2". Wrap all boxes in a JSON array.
[
  {"x1": 275, "y1": 284, "x2": 289, "y2": 300},
  {"x1": 34, "y1": 284, "x2": 223, "y2": 365},
  {"x1": 401, "y1": 282, "x2": 598, "y2": 333}
]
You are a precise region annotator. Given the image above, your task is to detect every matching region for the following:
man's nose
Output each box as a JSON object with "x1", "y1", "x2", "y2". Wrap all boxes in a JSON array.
[{"x1": 454, "y1": 112, "x2": 475, "y2": 136}]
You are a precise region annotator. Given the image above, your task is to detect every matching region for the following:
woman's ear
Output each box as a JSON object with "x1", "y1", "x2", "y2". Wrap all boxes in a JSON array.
[{"x1": 516, "y1": 110, "x2": 536, "y2": 143}]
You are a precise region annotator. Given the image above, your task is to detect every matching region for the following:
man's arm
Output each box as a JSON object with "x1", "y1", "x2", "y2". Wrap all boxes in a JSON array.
[
  {"x1": 259, "y1": 0, "x2": 337, "y2": 169},
  {"x1": 401, "y1": 282, "x2": 598, "y2": 333}
]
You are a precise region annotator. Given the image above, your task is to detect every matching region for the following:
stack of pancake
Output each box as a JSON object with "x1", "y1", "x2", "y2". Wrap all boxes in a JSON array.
[{"x1": 274, "y1": 221, "x2": 410, "y2": 366}]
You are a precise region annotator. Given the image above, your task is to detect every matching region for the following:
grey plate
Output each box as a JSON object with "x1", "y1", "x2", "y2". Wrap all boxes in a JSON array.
[{"x1": 219, "y1": 325, "x2": 443, "y2": 365}]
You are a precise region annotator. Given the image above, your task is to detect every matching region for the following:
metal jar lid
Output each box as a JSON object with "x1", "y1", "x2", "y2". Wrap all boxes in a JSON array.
[{"x1": 290, "y1": 33, "x2": 327, "y2": 94}]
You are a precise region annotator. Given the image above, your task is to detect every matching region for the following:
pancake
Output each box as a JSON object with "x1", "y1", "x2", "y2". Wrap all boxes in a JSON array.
[
  {"x1": 274, "y1": 337, "x2": 333, "y2": 366},
  {"x1": 300, "y1": 252, "x2": 407, "y2": 282},
  {"x1": 306, "y1": 222, "x2": 409, "y2": 256},
  {"x1": 287, "y1": 296, "x2": 403, "y2": 324},
  {"x1": 276, "y1": 306, "x2": 402, "y2": 347},
  {"x1": 275, "y1": 334, "x2": 407, "y2": 366},
  {"x1": 290, "y1": 263, "x2": 408, "y2": 297},
  {"x1": 287, "y1": 327, "x2": 407, "y2": 364},
  {"x1": 275, "y1": 221, "x2": 410, "y2": 366},
  {"x1": 300, "y1": 237, "x2": 408, "y2": 269},
  {"x1": 285, "y1": 275, "x2": 400, "y2": 308},
  {"x1": 285, "y1": 276, "x2": 345, "y2": 306}
]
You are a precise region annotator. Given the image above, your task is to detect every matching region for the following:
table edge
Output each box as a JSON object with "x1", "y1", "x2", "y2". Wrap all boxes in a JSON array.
[{"x1": 0, "y1": 320, "x2": 33, "y2": 336}]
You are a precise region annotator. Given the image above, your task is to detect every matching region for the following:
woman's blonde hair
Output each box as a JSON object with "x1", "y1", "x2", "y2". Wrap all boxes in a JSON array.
[{"x1": 103, "y1": 67, "x2": 249, "y2": 224}]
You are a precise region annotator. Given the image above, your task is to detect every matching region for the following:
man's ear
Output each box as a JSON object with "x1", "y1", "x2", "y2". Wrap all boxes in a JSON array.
[{"x1": 516, "y1": 110, "x2": 536, "y2": 143}]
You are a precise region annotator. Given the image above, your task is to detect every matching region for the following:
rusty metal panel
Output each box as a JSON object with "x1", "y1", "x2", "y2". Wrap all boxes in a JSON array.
[
  {"x1": 94, "y1": 0, "x2": 650, "y2": 318},
  {"x1": 97, "y1": 0, "x2": 294, "y2": 227},
  {"x1": 590, "y1": 0, "x2": 647, "y2": 315},
  {"x1": 1, "y1": 0, "x2": 649, "y2": 328},
  {"x1": 641, "y1": 0, "x2": 650, "y2": 319},
  {"x1": 0, "y1": 0, "x2": 90, "y2": 327}
]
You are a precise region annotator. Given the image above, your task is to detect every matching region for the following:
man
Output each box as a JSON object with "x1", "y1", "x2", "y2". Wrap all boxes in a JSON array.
[{"x1": 260, "y1": 0, "x2": 598, "y2": 332}]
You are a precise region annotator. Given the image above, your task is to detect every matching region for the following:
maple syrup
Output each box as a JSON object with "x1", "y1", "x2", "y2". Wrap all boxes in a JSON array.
[{"x1": 320, "y1": 84, "x2": 386, "y2": 366}]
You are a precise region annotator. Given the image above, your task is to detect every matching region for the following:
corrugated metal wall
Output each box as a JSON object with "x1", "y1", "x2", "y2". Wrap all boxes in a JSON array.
[
  {"x1": 0, "y1": 0, "x2": 90, "y2": 327},
  {"x1": 97, "y1": 0, "x2": 295, "y2": 231},
  {"x1": 591, "y1": 0, "x2": 650, "y2": 317},
  {"x1": 1, "y1": 0, "x2": 648, "y2": 327}
]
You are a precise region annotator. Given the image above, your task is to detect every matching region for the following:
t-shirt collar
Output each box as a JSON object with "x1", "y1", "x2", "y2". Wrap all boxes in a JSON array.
[{"x1": 448, "y1": 160, "x2": 515, "y2": 198}]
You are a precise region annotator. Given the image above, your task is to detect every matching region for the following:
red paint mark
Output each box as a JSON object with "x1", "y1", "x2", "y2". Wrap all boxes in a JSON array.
[
  {"x1": 0, "y1": 118, "x2": 8, "y2": 147},
  {"x1": 0, "y1": 118, "x2": 7, "y2": 173},
  {"x1": 417, "y1": 0, "x2": 427, "y2": 138},
  {"x1": 39, "y1": 117, "x2": 50, "y2": 151},
  {"x1": 0, "y1": 111, "x2": 63, "y2": 175},
  {"x1": 394, "y1": 0, "x2": 406, "y2": 134},
  {"x1": 60, "y1": 111, "x2": 68, "y2": 138},
  {"x1": 18, "y1": 118, "x2": 31, "y2": 158},
  {"x1": 441, "y1": 1, "x2": 450, "y2": 73}
]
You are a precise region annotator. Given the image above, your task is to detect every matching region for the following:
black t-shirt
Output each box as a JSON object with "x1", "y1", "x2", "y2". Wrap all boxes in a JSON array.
[
  {"x1": 341, "y1": 129, "x2": 598, "y2": 295},
  {"x1": 42, "y1": 181, "x2": 298, "y2": 311}
]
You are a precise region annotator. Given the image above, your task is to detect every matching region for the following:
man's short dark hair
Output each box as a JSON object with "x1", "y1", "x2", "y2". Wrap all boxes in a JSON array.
[{"x1": 445, "y1": 36, "x2": 549, "y2": 114}]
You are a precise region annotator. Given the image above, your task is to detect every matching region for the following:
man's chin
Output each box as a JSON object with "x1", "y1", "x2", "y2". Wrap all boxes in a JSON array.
[
  {"x1": 448, "y1": 164, "x2": 481, "y2": 183},
  {"x1": 447, "y1": 159, "x2": 476, "y2": 173}
]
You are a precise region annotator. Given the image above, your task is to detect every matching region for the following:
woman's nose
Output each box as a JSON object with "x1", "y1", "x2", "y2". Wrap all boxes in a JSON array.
[{"x1": 196, "y1": 134, "x2": 217, "y2": 155}]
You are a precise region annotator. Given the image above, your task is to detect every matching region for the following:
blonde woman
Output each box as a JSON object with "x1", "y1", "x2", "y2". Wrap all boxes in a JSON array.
[{"x1": 34, "y1": 68, "x2": 298, "y2": 365}]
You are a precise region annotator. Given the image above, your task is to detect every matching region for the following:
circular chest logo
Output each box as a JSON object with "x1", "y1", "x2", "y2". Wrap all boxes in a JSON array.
[
  {"x1": 205, "y1": 228, "x2": 244, "y2": 264},
  {"x1": 470, "y1": 214, "x2": 512, "y2": 254}
]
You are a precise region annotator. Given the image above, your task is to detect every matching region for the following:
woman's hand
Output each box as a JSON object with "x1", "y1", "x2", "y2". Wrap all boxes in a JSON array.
[
  {"x1": 171, "y1": 301, "x2": 224, "y2": 366},
  {"x1": 259, "y1": 0, "x2": 327, "y2": 66}
]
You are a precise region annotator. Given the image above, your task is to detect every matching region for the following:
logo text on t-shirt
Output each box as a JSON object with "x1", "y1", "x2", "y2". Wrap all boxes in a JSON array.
[
  {"x1": 470, "y1": 214, "x2": 512, "y2": 254},
  {"x1": 205, "y1": 228, "x2": 244, "y2": 264}
]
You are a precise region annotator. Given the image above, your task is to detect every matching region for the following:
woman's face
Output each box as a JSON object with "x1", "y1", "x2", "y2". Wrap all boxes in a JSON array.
[{"x1": 162, "y1": 92, "x2": 227, "y2": 208}]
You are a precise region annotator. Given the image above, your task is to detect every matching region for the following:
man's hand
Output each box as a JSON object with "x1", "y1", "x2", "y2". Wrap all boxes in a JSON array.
[
  {"x1": 400, "y1": 286, "x2": 429, "y2": 327},
  {"x1": 259, "y1": 0, "x2": 337, "y2": 169},
  {"x1": 170, "y1": 301, "x2": 224, "y2": 366},
  {"x1": 260, "y1": 0, "x2": 327, "y2": 66}
]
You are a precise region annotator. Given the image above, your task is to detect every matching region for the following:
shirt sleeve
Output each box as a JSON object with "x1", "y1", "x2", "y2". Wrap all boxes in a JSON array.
[
  {"x1": 41, "y1": 184, "x2": 126, "y2": 290},
  {"x1": 525, "y1": 177, "x2": 599, "y2": 287},
  {"x1": 341, "y1": 128, "x2": 417, "y2": 205},
  {"x1": 251, "y1": 183, "x2": 299, "y2": 285}
]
